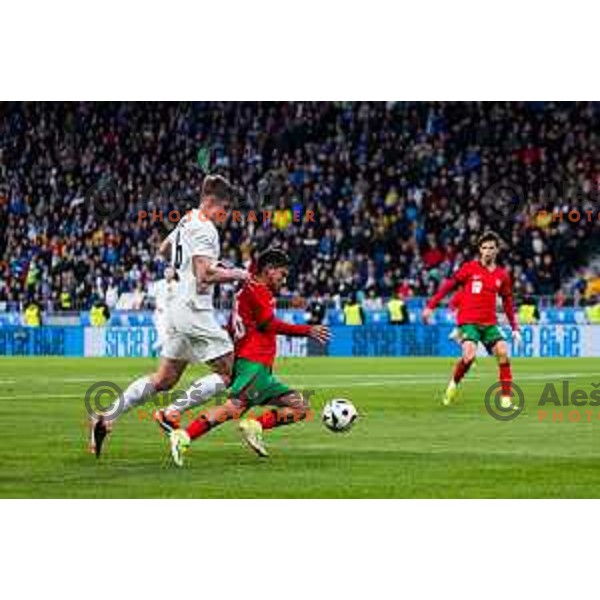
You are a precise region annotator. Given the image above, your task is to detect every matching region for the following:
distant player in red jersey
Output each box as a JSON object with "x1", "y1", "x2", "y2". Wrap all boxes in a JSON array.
[
  {"x1": 422, "y1": 231, "x2": 522, "y2": 408},
  {"x1": 167, "y1": 248, "x2": 330, "y2": 465}
]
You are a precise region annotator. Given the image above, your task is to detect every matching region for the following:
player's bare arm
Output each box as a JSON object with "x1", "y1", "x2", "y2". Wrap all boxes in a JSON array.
[
  {"x1": 193, "y1": 255, "x2": 249, "y2": 290},
  {"x1": 159, "y1": 238, "x2": 171, "y2": 259}
]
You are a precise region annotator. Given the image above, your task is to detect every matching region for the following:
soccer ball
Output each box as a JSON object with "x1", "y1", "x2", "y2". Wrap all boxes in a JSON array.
[{"x1": 322, "y1": 398, "x2": 358, "y2": 432}]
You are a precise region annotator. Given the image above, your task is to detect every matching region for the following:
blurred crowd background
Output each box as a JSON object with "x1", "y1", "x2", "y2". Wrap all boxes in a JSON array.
[{"x1": 1, "y1": 101, "x2": 600, "y2": 314}]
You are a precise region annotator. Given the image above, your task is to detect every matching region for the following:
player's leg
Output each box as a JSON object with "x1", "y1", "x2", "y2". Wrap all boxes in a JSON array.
[
  {"x1": 156, "y1": 312, "x2": 234, "y2": 430},
  {"x1": 169, "y1": 396, "x2": 249, "y2": 466},
  {"x1": 156, "y1": 350, "x2": 234, "y2": 432},
  {"x1": 239, "y1": 389, "x2": 310, "y2": 457},
  {"x1": 490, "y1": 338, "x2": 517, "y2": 410},
  {"x1": 89, "y1": 357, "x2": 187, "y2": 456},
  {"x1": 444, "y1": 329, "x2": 478, "y2": 405},
  {"x1": 167, "y1": 357, "x2": 261, "y2": 465},
  {"x1": 252, "y1": 390, "x2": 310, "y2": 431},
  {"x1": 235, "y1": 364, "x2": 303, "y2": 457}
]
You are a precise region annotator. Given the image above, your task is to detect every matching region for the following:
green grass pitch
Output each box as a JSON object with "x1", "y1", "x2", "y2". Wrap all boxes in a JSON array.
[{"x1": 1, "y1": 356, "x2": 600, "y2": 498}]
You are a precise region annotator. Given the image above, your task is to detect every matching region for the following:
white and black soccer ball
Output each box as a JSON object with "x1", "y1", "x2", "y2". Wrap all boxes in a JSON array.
[{"x1": 322, "y1": 398, "x2": 358, "y2": 432}]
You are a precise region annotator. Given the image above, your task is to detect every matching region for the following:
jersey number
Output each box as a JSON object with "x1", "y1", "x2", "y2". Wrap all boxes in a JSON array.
[
  {"x1": 230, "y1": 300, "x2": 246, "y2": 341},
  {"x1": 174, "y1": 231, "x2": 183, "y2": 269},
  {"x1": 471, "y1": 281, "x2": 483, "y2": 294}
]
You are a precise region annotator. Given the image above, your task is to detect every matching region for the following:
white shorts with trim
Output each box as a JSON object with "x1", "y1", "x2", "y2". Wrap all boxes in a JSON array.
[{"x1": 160, "y1": 306, "x2": 233, "y2": 364}]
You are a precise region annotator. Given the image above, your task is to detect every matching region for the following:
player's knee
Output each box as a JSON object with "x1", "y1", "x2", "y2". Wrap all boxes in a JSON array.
[
  {"x1": 463, "y1": 348, "x2": 476, "y2": 363},
  {"x1": 219, "y1": 372, "x2": 232, "y2": 387},
  {"x1": 208, "y1": 353, "x2": 234, "y2": 385},
  {"x1": 497, "y1": 352, "x2": 509, "y2": 365},
  {"x1": 291, "y1": 392, "x2": 310, "y2": 417},
  {"x1": 151, "y1": 371, "x2": 178, "y2": 391}
]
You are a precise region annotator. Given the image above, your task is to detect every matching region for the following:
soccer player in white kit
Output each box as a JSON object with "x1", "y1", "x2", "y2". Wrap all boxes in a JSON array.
[
  {"x1": 149, "y1": 265, "x2": 179, "y2": 352},
  {"x1": 90, "y1": 175, "x2": 249, "y2": 456}
]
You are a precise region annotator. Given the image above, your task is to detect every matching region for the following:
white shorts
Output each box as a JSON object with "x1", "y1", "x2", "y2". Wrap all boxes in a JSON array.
[{"x1": 160, "y1": 306, "x2": 233, "y2": 364}]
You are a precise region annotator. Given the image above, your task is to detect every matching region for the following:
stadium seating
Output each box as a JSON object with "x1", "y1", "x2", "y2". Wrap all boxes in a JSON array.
[{"x1": 1, "y1": 102, "x2": 599, "y2": 312}]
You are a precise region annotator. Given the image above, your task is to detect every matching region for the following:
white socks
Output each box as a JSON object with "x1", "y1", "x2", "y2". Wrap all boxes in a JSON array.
[
  {"x1": 121, "y1": 375, "x2": 157, "y2": 414},
  {"x1": 165, "y1": 373, "x2": 227, "y2": 414},
  {"x1": 119, "y1": 372, "x2": 227, "y2": 418}
]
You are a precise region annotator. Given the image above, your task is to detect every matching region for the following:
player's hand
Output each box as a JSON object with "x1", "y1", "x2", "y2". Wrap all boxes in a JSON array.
[
  {"x1": 512, "y1": 329, "x2": 523, "y2": 346},
  {"x1": 422, "y1": 308, "x2": 433, "y2": 324},
  {"x1": 309, "y1": 325, "x2": 331, "y2": 345}
]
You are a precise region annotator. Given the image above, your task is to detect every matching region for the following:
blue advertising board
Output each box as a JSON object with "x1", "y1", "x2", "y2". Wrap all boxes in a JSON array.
[
  {"x1": 0, "y1": 326, "x2": 83, "y2": 356},
  {"x1": 0, "y1": 324, "x2": 597, "y2": 358}
]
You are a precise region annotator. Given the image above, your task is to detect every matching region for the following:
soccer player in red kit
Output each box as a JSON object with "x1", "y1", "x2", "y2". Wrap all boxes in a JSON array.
[
  {"x1": 422, "y1": 231, "x2": 521, "y2": 407},
  {"x1": 167, "y1": 248, "x2": 330, "y2": 465}
]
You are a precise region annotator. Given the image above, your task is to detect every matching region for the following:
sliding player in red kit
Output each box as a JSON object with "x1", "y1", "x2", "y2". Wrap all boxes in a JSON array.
[
  {"x1": 422, "y1": 231, "x2": 521, "y2": 408},
  {"x1": 167, "y1": 248, "x2": 330, "y2": 465}
]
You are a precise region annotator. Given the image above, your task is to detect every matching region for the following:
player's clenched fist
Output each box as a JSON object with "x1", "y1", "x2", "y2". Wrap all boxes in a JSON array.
[{"x1": 309, "y1": 325, "x2": 331, "y2": 345}]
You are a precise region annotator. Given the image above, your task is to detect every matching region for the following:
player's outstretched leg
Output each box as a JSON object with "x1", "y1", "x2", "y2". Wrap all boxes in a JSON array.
[
  {"x1": 169, "y1": 398, "x2": 248, "y2": 466},
  {"x1": 155, "y1": 352, "x2": 234, "y2": 434},
  {"x1": 444, "y1": 340, "x2": 476, "y2": 406},
  {"x1": 493, "y1": 340, "x2": 517, "y2": 410},
  {"x1": 90, "y1": 358, "x2": 187, "y2": 457},
  {"x1": 240, "y1": 391, "x2": 310, "y2": 457},
  {"x1": 89, "y1": 414, "x2": 112, "y2": 457}
]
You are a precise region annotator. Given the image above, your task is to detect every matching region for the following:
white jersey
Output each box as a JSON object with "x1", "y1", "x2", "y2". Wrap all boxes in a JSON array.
[
  {"x1": 149, "y1": 278, "x2": 180, "y2": 313},
  {"x1": 168, "y1": 209, "x2": 220, "y2": 310}
]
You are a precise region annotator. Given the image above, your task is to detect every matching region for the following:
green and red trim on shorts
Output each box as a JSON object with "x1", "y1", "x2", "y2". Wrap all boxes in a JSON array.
[
  {"x1": 458, "y1": 324, "x2": 505, "y2": 354},
  {"x1": 229, "y1": 358, "x2": 293, "y2": 407}
]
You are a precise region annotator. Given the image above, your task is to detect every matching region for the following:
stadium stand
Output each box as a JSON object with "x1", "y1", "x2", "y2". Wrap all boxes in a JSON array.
[{"x1": 1, "y1": 102, "x2": 599, "y2": 313}]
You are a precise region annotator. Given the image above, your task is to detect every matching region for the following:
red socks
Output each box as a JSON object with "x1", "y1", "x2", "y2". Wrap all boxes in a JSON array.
[
  {"x1": 499, "y1": 362, "x2": 512, "y2": 396},
  {"x1": 453, "y1": 358, "x2": 473, "y2": 384},
  {"x1": 187, "y1": 416, "x2": 211, "y2": 440},
  {"x1": 257, "y1": 409, "x2": 306, "y2": 430},
  {"x1": 187, "y1": 408, "x2": 304, "y2": 440},
  {"x1": 257, "y1": 410, "x2": 279, "y2": 430}
]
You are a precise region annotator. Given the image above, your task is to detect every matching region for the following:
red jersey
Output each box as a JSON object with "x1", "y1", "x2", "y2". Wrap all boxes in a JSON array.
[
  {"x1": 449, "y1": 289, "x2": 464, "y2": 313},
  {"x1": 426, "y1": 260, "x2": 517, "y2": 329},
  {"x1": 230, "y1": 279, "x2": 311, "y2": 368}
]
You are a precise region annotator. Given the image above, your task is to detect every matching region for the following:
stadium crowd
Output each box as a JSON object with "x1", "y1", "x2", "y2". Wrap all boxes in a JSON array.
[{"x1": 1, "y1": 101, "x2": 599, "y2": 312}]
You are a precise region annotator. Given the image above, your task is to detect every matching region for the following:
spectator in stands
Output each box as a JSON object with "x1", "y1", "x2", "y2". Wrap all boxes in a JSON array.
[
  {"x1": 59, "y1": 288, "x2": 74, "y2": 311},
  {"x1": 343, "y1": 293, "x2": 365, "y2": 326},
  {"x1": 363, "y1": 289, "x2": 383, "y2": 310},
  {"x1": 387, "y1": 290, "x2": 409, "y2": 325},
  {"x1": 89, "y1": 299, "x2": 111, "y2": 327},
  {"x1": 307, "y1": 295, "x2": 327, "y2": 325},
  {"x1": 585, "y1": 297, "x2": 600, "y2": 324},
  {"x1": 1, "y1": 102, "x2": 599, "y2": 311},
  {"x1": 23, "y1": 298, "x2": 42, "y2": 327},
  {"x1": 518, "y1": 296, "x2": 540, "y2": 325}
]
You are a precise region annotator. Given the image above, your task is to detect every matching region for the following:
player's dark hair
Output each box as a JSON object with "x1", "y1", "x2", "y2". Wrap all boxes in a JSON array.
[
  {"x1": 477, "y1": 230, "x2": 502, "y2": 248},
  {"x1": 201, "y1": 174, "x2": 234, "y2": 201},
  {"x1": 257, "y1": 248, "x2": 290, "y2": 272}
]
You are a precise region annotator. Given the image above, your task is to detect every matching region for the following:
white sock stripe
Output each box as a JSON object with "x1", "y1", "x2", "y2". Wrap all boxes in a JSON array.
[{"x1": 122, "y1": 375, "x2": 156, "y2": 413}]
